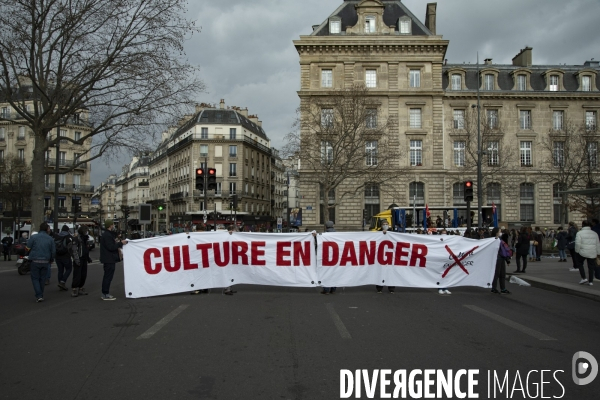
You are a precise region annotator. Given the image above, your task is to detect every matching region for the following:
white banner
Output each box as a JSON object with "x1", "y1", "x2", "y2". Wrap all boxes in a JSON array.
[{"x1": 123, "y1": 231, "x2": 498, "y2": 298}]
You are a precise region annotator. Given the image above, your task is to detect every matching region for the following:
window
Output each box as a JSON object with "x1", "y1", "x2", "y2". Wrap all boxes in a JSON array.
[
  {"x1": 321, "y1": 141, "x2": 333, "y2": 164},
  {"x1": 453, "y1": 141, "x2": 465, "y2": 167},
  {"x1": 410, "y1": 70, "x2": 421, "y2": 88},
  {"x1": 409, "y1": 108, "x2": 422, "y2": 129},
  {"x1": 451, "y1": 74, "x2": 461, "y2": 90},
  {"x1": 200, "y1": 144, "x2": 208, "y2": 157},
  {"x1": 519, "y1": 110, "x2": 531, "y2": 130},
  {"x1": 18, "y1": 149, "x2": 24, "y2": 161},
  {"x1": 550, "y1": 75, "x2": 559, "y2": 91},
  {"x1": 520, "y1": 183, "x2": 535, "y2": 222},
  {"x1": 73, "y1": 174, "x2": 81, "y2": 187},
  {"x1": 517, "y1": 75, "x2": 527, "y2": 91},
  {"x1": 58, "y1": 174, "x2": 66, "y2": 188},
  {"x1": 587, "y1": 142, "x2": 598, "y2": 169},
  {"x1": 0, "y1": 127, "x2": 4, "y2": 141},
  {"x1": 553, "y1": 183, "x2": 568, "y2": 224},
  {"x1": 229, "y1": 128, "x2": 237, "y2": 140},
  {"x1": 59, "y1": 151, "x2": 66, "y2": 165},
  {"x1": 488, "y1": 141, "x2": 499, "y2": 166},
  {"x1": 399, "y1": 19, "x2": 410, "y2": 34},
  {"x1": 453, "y1": 183, "x2": 465, "y2": 203},
  {"x1": 484, "y1": 74, "x2": 494, "y2": 90},
  {"x1": 366, "y1": 141, "x2": 378, "y2": 166},
  {"x1": 487, "y1": 182, "x2": 502, "y2": 221},
  {"x1": 321, "y1": 69, "x2": 332, "y2": 88},
  {"x1": 487, "y1": 109, "x2": 498, "y2": 129},
  {"x1": 409, "y1": 182, "x2": 424, "y2": 205},
  {"x1": 365, "y1": 16, "x2": 375, "y2": 33},
  {"x1": 1, "y1": 107, "x2": 9, "y2": 118},
  {"x1": 364, "y1": 184, "x2": 380, "y2": 223},
  {"x1": 366, "y1": 109, "x2": 377, "y2": 128},
  {"x1": 229, "y1": 182, "x2": 237, "y2": 195},
  {"x1": 229, "y1": 163, "x2": 237, "y2": 177},
  {"x1": 582, "y1": 76, "x2": 592, "y2": 92},
  {"x1": 229, "y1": 145, "x2": 237, "y2": 157},
  {"x1": 453, "y1": 109, "x2": 465, "y2": 129},
  {"x1": 520, "y1": 141, "x2": 532, "y2": 166},
  {"x1": 586, "y1": 111, "x2": 597, "y2": 131},
  {"x1": 330, "y1": 20, "x2": 340, "y2": 34},
  {"x1": 59, "y1": 128, "x2": 67, "y2": 143},
  {"x1": 365, "y1": 69, "x2": 377, "y2": 88},
  {"x1": 553, "y1": 110, "x2": 564, "y2": 131},
  {"x1": 321, "y1": 108, "x2": 334, "y2": 128},
  {"x1": 553, "y1": 142, "x2": 564, "y2": 167},
  {"x1": 74, "y1": 131, "x2": 82, "y2": 141},
  {"x1": 18, "y1": 126, "x2": 25, "y2": 139},
  {"x1": 410, "y1": 140, "x2": 422, "y2": 166},
  {"x1": 201, "y1": 127, "x2": 208, "y2": 139}
]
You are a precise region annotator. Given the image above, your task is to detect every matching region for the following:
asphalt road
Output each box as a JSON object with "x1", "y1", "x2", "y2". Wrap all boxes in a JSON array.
[{"x1": 1, "y1": 248, "x2": 599, "y2": 399}]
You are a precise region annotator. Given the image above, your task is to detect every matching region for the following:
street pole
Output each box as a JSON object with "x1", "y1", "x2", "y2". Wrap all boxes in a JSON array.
[
  {"x1": 286, "y1": 171, "x2": 290, "y2": 233},
  {"x1": 53, "y1": 123, "x2": 61, "y2": 233},
  {"x1": 204, "y1": 157, "x2": 208, "y2": 230},
  {"x1": 476, "y1": 52, "x2": 483, "y2": 229}
]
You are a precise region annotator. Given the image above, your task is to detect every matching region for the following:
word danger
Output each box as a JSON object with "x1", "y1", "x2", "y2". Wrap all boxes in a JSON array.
[
  {"x1": 322, "y1": 241, "x2": 428, "y2": 267},
  {"x1": 143, "y1": 241, "x2": 312, "y2": 274}
]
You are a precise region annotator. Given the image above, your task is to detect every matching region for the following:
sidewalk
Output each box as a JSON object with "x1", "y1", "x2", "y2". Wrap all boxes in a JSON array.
[{"x1": 507, "y1": 254, "x2": 600, "y2": 302}]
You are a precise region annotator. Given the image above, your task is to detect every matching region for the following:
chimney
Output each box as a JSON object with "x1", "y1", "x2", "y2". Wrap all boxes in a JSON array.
[
  {"x1": 584, "y1": 59, "x2": 599, "y2": 68},
  {"x1": 240, "y1": 107, "x2": 248, "y2": 117},
  {"x1": 257, "y1": 120, "x2": 262, "y2": 127},
  {"x1": 425, "y1": 3, "x2": 437, "y2": 35},
  {"x1": 484, "y1": 58, "x2": 493, "y2": 65},
  {"x1": 219, "y1": 99, "x2": 225, "y2": 109},
  {"x1": 512, "y1": 47, "x2": 533, "y2": 67},
  {"x1": 248, "y1": 115, "x2": 259, "y2": 125}
]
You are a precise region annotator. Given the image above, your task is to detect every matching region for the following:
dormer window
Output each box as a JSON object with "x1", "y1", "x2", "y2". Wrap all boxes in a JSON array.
[
  {"x1": 484, "y1": 74, "x2": 494, "y2": 90},
  {"x1": 451, "y1": 74, "x2": 462, "y2": 90},
  {"x1": 365, "y1": 16, "x2": 375, "y2": 33},
  {"x1": 517, "y1": 75, "x2": 527, "y2": 91},
  {"x1": 550, "y1": 75, "x2": 559, "y2": 91},
  {"x1": 399, "y1": 17, "x2": 411, "y2": 34},
  {"x1": 330, "y1": 19, "x2": 340, "y2": 34},
  {"x1": 582, "y1": 76, "x2": 592, "y2": 92}
]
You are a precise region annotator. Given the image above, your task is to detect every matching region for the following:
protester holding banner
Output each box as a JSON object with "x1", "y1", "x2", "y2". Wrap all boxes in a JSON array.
[
  {"x1": 375, "y1": 222, "x2": 395, "y2": 294},
  {"x1": 321, "y1": 221, "x2": 337, "y2": 295},
  {"x1": 491, "y1": 227, "x2": 510, "y2": 294},
  {"x1": 99, "y1": 219, "x2": 127, "y2": 300}
]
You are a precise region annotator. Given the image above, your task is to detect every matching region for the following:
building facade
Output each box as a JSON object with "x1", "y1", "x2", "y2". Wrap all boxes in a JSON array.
[
  {"x1": 148, "y1": 100, "x2": 273, "y2": 232},
  {"x1": 91, "y1": 174, "x2": 117, "y2": 225},
  {"x1": 114, "y1": 155, "x2": 150, "y2": 231},
  {"x1": 295, "y1": 0, "x2": 600, "y2": 231}
]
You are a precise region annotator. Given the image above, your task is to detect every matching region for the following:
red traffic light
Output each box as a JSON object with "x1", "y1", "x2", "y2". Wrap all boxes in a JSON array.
[
  {"x1": 465, "y1": 181, "x2": 473, "y2": 188},
  {"x1": 208, "y1": 168, "x2": 216, "y2": 176},
  {"x1": 196, "y1": 168, "x2": 204, "y2": 175}
]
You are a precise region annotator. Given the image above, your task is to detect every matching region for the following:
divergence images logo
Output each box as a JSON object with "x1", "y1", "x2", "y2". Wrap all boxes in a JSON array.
[{"x1": 572, "y1": 351, "x2": 598, "y2": 385}]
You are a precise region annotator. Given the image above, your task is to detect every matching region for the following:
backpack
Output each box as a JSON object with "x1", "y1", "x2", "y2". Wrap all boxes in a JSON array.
[
  {"x1": 55, "y1": 235, "x2": 71, "y2": 256},
  {"x1": 500, "y1": 240, "x2": 513, "y2": 258}
]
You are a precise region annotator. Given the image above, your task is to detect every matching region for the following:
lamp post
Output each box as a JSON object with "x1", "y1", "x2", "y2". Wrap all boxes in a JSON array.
[
  {"x1": 53, "y1": 122, "x2": 61, "y2": 233},
  {"x1": 286, "y1": 171, "x2": 290, "y2": 232},
  {"x1": 475, "y1": 53, "x2": 483, "y2": 229}
]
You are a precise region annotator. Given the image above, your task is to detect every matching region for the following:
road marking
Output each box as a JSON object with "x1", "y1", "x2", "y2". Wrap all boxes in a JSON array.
[
  {"x1": 464, "y1": 305, "x2": 557, "y2": 341},
  {"x1": 326, "y1": 303, "x2": 352, "y2": 339},
  {"x1": 137, "y1": 304, "x2": 189, "y2": 340}
]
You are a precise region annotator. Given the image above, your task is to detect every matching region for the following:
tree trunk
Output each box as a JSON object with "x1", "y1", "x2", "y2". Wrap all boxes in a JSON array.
[{"x1": 30, "y1": 133, "x2": 49, "y2": 231}]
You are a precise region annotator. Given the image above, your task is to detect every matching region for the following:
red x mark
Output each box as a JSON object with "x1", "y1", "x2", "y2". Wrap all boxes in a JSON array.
[{"x1": 442, "y1": 245, "x2": 479, "y2": 278}]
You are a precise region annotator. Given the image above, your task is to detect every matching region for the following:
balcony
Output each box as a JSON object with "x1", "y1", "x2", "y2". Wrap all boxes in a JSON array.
[
  {"x1": 170, "y1": 191, "x2": 187, "y2": 200},
  {"x1": 45, "y1": 158, "x2": 88, "y2": 169},
  {"x1": 44, "y1": 184, "x2": 94, "y2": 193}
]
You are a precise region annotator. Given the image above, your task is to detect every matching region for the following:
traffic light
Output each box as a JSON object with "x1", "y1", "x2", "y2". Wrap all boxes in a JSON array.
[
  {"x1": 195, "y1": 168, "x2": 205, "y2": 190},
  {"x1": 72, "y1": 198, "x2": 80, "y2": 213},
  {"x1": 231, "y1": 194, "x2": 238, "y2": 209},
  {"x1": 158, "y1": 204, "x2": 164, "y2": 211},
  {"x1": 464, "y1": 181, "x2": 474, "y2": 202},
  {"x1": 363, "y1": 209, "x2": 368, "y2": 220},
  {"x1": 207, "y1": 168, "x2": 217, "y2": 190},
  {"x1": 124, "y1": 206, "x2": 130, "y2": 220}
]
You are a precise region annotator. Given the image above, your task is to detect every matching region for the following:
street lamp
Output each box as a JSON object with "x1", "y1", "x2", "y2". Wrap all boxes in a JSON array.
[{"x1": 473, "y1": 53, "x2": 483, "y2": 229}]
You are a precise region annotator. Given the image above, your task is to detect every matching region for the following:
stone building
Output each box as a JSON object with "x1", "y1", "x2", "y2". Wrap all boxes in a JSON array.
[
  {"x1": 295, "y1": 0, "x2": 600, "y2": 231},
  {"x1": 114, "y1": 155, "x2": 150, "y2": 231},
  {"x1": 91, "y1": 174, "x2": 117, "y2": 226},
  {"x1": 148, "y1": 100, "x2": 273, "y2": 232}
]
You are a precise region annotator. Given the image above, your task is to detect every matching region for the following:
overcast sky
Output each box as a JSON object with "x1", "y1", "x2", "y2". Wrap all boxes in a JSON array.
[{"x1": 90, "y1": 0, "x2": 600, "y2": 186}]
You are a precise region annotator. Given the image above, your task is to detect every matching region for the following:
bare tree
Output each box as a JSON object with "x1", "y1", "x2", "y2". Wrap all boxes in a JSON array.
[
  {"x1": 0, "y1": 0, "x2": 204, "y2": 229},
  {"x1": 0, "y1": 153, "x2": 32, "y2": 227},
  {"x1": 568, "y1": 128, "x2": 600, "y2": 219},
  {"x1": 448, "y1": 107, "x2": 518, "y2": 198},
  {"x1": 284, "y1": 85, "x2": 400, "y2": 223},
  {"x1": 538, "y1": 120, "x2": 590, "y2": 223}
]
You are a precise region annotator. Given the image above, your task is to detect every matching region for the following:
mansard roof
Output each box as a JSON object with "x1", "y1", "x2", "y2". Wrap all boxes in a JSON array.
[{"x1": 312, "y1": 0, "x2": 433, "y2": 36}]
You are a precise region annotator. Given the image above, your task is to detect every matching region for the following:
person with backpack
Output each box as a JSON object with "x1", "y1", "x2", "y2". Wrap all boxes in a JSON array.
[
  {"x1": 566, "y1": 221, "x2": 579, "y2": 271},
  {"x1": 71, "y1": 226, "x2": 91, "y2": 297},
  {"x1": 54, "y1": 225, "x2": 75, "y2": 291},
  {"x1": 491, "y1": 227, "x2": 511, "y2": 294}
]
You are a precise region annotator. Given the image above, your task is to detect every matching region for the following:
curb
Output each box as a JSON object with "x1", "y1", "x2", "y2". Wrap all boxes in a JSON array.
[{"x1": 508, "y1": 274, "x2": 600, "y2": 303}]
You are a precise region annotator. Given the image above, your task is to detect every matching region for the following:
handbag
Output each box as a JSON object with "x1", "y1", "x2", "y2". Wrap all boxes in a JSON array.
[{"x1": 533, "y1": 241, "x2": 539, "y2": 246}]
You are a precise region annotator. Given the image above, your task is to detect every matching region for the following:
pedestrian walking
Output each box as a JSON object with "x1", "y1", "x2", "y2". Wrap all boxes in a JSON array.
[
  {"x1": 26, "y1": 222, "x2": 56, "y2": 302},
  {"x1": 1, "y1": 234, "x2": 13, "y2": 261},
  {"x1": 321, "y1": 221, "x2": 337, "y2": 295},
  {"x1": 99, "y1": 219, "x2": 127, "y2": 300},
  {"x1": 555, "y1": 227, "x2": 568, "y2": 262},
  {"x1": 534, "y1": 226, "x2": 543, "y2": 261},
  {"x1": 514, "y1": 226, "x2": 530, "y2": 273},
  {"x1": 574, "y1": 220, "x2": 600, "y2": 286},
  {"x1": 71, "y1": 226, "x2": 91, "y2": 297},
  {"x1": 54, "y1": 225, "x2": 75, "y2": 291}
]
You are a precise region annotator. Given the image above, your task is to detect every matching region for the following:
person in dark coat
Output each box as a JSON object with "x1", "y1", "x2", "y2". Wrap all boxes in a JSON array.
[
  {"x1": 71, "y1": 225, "x2": 92, "y2": 297},
  {"x1": 54, "y1": 225, "x2": 75, "y2": 291},
  {"x1": 99, "y1": 219, "x2": 127, "y2": 300},
  {"x1": 491, "y1": 227, "x2": 510, "y2": 294},
  {"x1": 321, "y1": 221, "x2": 337, "y2": 295},
  {"x1": 1, "y1": 234, "x2": 13, "y2": 261},
  {"x1": 566, "y1": 222, "x2": 579, "y2": 271},
  {"x1": 555, "y1": 227, "x2": 568, "y2": 262},
  {"x1": 534, "y1": 226, "x2": 543, "y2": 261},
  {"x1": 514, "y1": 226, "x2": 530, "y2": 273}
]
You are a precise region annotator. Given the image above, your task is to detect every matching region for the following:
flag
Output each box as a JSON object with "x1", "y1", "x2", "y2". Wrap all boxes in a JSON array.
[
  {"x1": 425, "y1": 204, "x2": 431, "y2": 218},
  {"x1": 492, "y1": 202, "x2": 497, "y2": 214},
  {"x1": 492, "y1": 202, "x2": 498, "y2": 228}
]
